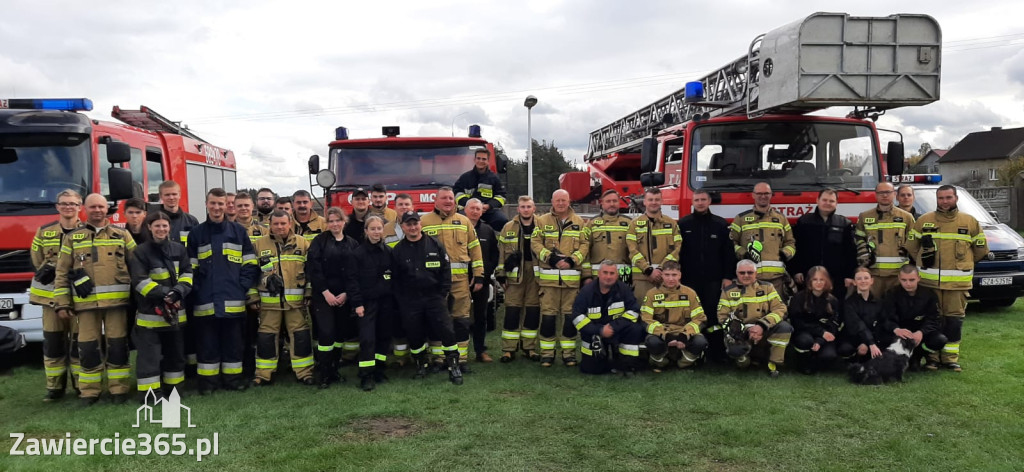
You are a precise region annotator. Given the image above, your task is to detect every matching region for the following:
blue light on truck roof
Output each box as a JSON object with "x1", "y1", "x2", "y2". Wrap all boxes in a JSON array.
[
  {"x1": 684, "y1": 82, "x2": 704, "y2": 103},
  {"x1": 335, "y1": 126, "x2": 349, "y2": 140},
  {"x1": 927, "y1": 174, "x2": 942, "y2": 183},
  {"x1": 468, "y1": 124, "x2": 481, "y2": 138},
  {"x1": 0, "y1": 98, "x2": 93, "y2": 111}
]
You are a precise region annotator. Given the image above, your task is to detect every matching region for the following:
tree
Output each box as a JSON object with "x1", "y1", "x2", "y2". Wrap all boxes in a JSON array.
[
  {"x1": 996, "y1": 156, "x2": 1024, "y2": 186},
  {"x1": 503, "y1": 140, "x2": 580, "y2": 203}
]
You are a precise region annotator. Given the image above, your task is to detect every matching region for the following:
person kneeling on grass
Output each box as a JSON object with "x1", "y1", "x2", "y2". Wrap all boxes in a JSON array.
[
  {"x1": 717, "y1": 259, "x2": 792, "y2": 378},
  {"x1": 839, "y1": 267, "x2": 886, "y2": 363},
  {"x1": 571, "y1": 260, "x2": 647, "y2": 376},
  {"x1": 881, "y1": 265, "x2": 947, "y2": 371},
  {"x1": 787, "y1": 265, "x2": 841, "y2": 375},
  {"x1": 639, "y1": 261, "x2": 708, "y2": 372}
]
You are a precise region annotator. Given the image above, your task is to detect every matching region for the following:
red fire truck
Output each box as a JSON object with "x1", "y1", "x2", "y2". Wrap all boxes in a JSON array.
[
  {"x1": 560, "y1": 12, "x2": 942, "y2": 221},
  {"x1": 308, "y1": 125, "x2": 505, "y2": 212},
  {"x1": 0, "y1": 99, "x2": 236, "y2": 341}
]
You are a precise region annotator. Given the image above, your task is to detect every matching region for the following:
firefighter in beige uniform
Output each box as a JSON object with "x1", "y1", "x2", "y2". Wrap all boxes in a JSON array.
[
  {"x1": 855, "y1": 182, "x2": 915, "y2": 298},
  {"x1": 30, "y1": 189, "x2": 84, "y2": 401},
  {"x1": 369, "y1": 183, "x2": 400, "y2": 243},
  {"x1": 420, "y1": 187, "x2": 484, "y2": 366},
  {"x1": 627, "y1": 187, "x2": 680, "y2": 299},
  {"x1": 905, "y1": 185, "x2": 987, "y2": 372},
  {"x1": 531, "y1": 189, "x2": 590, "y2": 366},
  {"x1": 729, "y1": 182, "x2": 796, "y2": 298},
  {"x1": 54, "y1": 193, "x2": 136, "y2": 405},
  {"x1": 292, "y1": 190, "x2": 328, "y2": 242},
  {"x1": 496, "y1": 196, "x2": 541, "y2": 361},
  {"x1": 717, "y1": 259, "x2": 792, "y2": 377},
  {"x1": 252, "y1": 211, "x2": 315, "y2": 385},
  {"x1": 583, "y1": 189, "x2": 632, "y2": 285}
]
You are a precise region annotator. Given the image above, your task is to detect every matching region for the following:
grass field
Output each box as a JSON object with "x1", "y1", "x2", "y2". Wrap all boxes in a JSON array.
[{"x1": 2, "y1": 302, "x2": 1023, "y2": 472}]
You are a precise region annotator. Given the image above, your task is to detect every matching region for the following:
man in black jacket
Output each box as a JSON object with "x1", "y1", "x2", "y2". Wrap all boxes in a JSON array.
[
  {"x1": 391, "y1": 211, "x2": 463, "y2": 385},
  {"x1": 678, "y1": 189, "x2": 735, "y2": 362},
  {"x1": 464, "y1": 199, "x2": 499, "y2": 363},
  {"x1": 789, "y1": 189, "x2": 857, "y2": 296},
  {"x1": 453, "y1": 149, "x2": 508, "y2": 232},
  {"x1": 882, "y1": 265, "x2": 947, "y2": 370}
]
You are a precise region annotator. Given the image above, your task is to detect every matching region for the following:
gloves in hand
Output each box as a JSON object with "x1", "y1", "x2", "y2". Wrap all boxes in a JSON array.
[
  {"x1": 34, "y1": 263, "x2": 56, "y2": 285},
  {"x1": 70, "y1": 268, "x2": 94, "y2": 299},
  {"x1": 264, "y1": 273, "x2": 285, "y2": 296},
  {"x1": 746, "y1": 240, "x2": 763, "y2": 264}
]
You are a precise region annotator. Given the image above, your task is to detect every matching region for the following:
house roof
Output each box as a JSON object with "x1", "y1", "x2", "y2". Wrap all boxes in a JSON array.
[
  {"x1": 939, "y1": 127, "x2": 1024, "y2": 163},
  {"x1": 929, "y1": 149, "x2": 948, "y2": 158}
]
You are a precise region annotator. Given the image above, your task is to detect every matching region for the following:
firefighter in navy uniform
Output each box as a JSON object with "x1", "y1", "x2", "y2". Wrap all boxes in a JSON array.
[
  {"x1": 391, "y1": 211, "x2": 464, "y2": 385},
  {"x1": 30, "y1": 189, "x2": 84, "y2": 402},
  {"x1": 351, "y1": 215, "x2": 396, "y2": 391},
  {"x1": 729, "y1": 182, "x2": 796, "y2": 299},
  {"x1": 789, "y1": 189, "x2": 857, "y2": 296},
  {"x1": 129, "y1": 212, "x2": 192, "y2": 403},
  {"x1": 187, "y1": 188, "x2": 261, "y2": 394},
  {"x1": 639, "y1": 261, "x2": 709, "y2": 371},
  {"x1": 678, "y1": 189, "x2": 735, "y2": 363},
  {"x1": 905, "y1": 185, "x2": 988, "y2": 372},
  {"x1": 454, "y1": 148, "x2": 508, "y2": 231},
  {"x1": 627, "y1": 187, "x2": 681, "y2": 299},
  {"x1": 252, "y1": 210, "x2": 316, "y2": 386},
  {"x1": 572, "y1": 260, "x2": 647, "y2": 375},
  {"x1": 717, "y1": 259, "x2": 792, "y2": 378},
  {"x1": 881, "y1": 265, "x2": 947, "y2": 370},
  {"x1": 54, "y1": 194, "x2": 137, "y2": 406},
  {"x1": 464, "y1": 198, "x2": 500, "y2": 363},
  {"x1": 496, "y1": 196, "x2": 541, "y2": 362}
]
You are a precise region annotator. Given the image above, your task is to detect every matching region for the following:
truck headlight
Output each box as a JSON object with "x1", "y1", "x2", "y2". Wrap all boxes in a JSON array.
[{"x1": 1017, "y1": 247, "x2": 1024, "y2": 260}]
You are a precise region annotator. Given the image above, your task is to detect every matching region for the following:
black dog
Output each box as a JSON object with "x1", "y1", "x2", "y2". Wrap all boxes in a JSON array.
[{"x1": 848, "y1": 337, "x2": 916, "y2": 385}]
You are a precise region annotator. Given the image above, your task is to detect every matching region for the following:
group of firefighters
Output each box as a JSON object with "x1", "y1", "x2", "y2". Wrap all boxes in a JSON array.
[{"x1": 29, "y1": 152, "x2": 988, "y2": 405}]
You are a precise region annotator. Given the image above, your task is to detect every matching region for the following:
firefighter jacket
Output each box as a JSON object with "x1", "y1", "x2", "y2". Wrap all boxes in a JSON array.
[
  {"x1": 531, "y1": 209, "x2": 589, "y2": 289},
  {"x1": 640, "y1": 284, "x2": 706, "y2": 338},
  {"x1": 454, "y1": 169, "x2": 507, "y2": 210},
  {"x1": 583, "y1": 212, "x2": 631, "y2": 280},
  {"x1": 899, "y1": 205, "x2": 920, "y2": 220},
  {"x1": 29, "y1": 220, "x2": 82, "y2": 305},
  {"x1": 716, "y1": 280, "x2": 787, "y2": 329},
  {"x1": 571, "y1": 280, "x2": 643, "y2": 356},
  {"x1": 905, "y1": 206, "x2": 988, "y2": 291},
  {"x1": 294, "y1": 212, "x2": 328, "y2": 242},
  {"x1": 474, "y1": 220, "x2": 499, "y2": 280},
  {"x1": 392, "y1": 235, "x2": 451, "y2": 296},
  {"x1": 790, "y1": 208, "x2": 857, "y2": 287},
  {"x1": 237, "y1": 217, "x2": 269, "y2": 244},
  {"x1": 678, "y1": 210, "x2": 735, "y2": 286},
  {"x1": 254, "y1": 231, "x2": 310, "y2": 310},
  {"x1": 54, "y1": 223, "x2": 137, "y2": 311},
  {"x1": 881, "y1": 286, "x2": 941, "y2": 338},
  {"x1": 787, "y1": 290, "x2": 840, "y2": 339},
  {"x1": 129, "y1": 239, "x2": 193, "y2": 329},
  {"x1": 841, "y1": 293, "x2": 886, "y2": 347},
  {"x1": 150, "y1": 205, "x2": 199, "y2": 247},
  {"x1": 256, "y1": 209, "x2": 274, "y2": 226},
  {"x1": 627, "y1": 212, "x2": 680, "y2": 282},
  {"x1": 187, "y1": 220, "x2": 260, "y2": 318},
  {"x1": 854, "y1": 206, "x2": 915, "y2": 276},
  {"x1": 306, "y1": 231, "x2": 360, "y2": 302},
  {"x1": 496, "y1": 216, "x2": 536, "y2": 284},
  {"x1": 384, "y1": 220, "x2": 404, "y2": 248},
  {"x1": 351, "y1": 238, "x2": 392, "y2": 306},
  {"x1": 421, "y1": 208, "x2": 484, "y2": 282},
  {"x1": 729, "y1": 207, "x2": 795, "y2": 280}
]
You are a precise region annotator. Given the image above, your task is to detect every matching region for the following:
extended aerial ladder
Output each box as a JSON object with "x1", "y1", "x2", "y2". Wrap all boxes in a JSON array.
[{"x1": 586, "y1": 12, "x2": 942, "y2": 161}]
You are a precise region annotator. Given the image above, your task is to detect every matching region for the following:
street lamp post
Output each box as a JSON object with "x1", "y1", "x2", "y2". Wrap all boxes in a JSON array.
[{"x1": 524, "y1": 95, "x2": 538, "y2": 198}]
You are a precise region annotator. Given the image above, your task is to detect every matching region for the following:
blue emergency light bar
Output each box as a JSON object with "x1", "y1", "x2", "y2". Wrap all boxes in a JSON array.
[
  {"x1": 335, "y1": 126, "x2": 349, "y2": 140},
  {"x1": 0, "y1": 98, "x2": 93, "y2": 111},
  {"x1": 468, "y1": 124, "x2": 481, "y2": 138},
  {"x1": 683, "y1": 82, "x2": 704, "y2": 103}
]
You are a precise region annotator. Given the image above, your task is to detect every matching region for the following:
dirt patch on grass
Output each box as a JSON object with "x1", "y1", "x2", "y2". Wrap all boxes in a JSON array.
[
  {"x1": 494, "y1": 389, "x2": 531, "y2": 398},
  {"x1": 332, "y1": 416, "x2": 428, "y2": 442}
]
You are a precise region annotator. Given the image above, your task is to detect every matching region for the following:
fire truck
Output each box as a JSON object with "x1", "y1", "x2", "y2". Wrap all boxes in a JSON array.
[
  {"x1": 307, "y1": 125, "x2": 506, "y2": 212},
  {"x1": 0, "y1": 99, "x2": 236, "y2": 341},
  {"x1": 560, "y1": 12, "x2": 942, "y2": 221}
]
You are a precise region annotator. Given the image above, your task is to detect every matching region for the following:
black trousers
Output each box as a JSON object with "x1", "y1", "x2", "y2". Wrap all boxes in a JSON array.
[
  {"x1": 311, "y1": 296, "x2": 353, "y2": 352},
  {"x1": 470, "y1": 284, "x2": 489, "y2": 355},
  {"x1": 792, "y1": 331, "x2": 838, "y2": 371},
  {"x1": 481, "y1": 208, "x2": 508, "y2": 233},
  {"x1": 133, "y1": 326, "x2": 185, "y2": 394},
  {"x1": 400, "y1": 294, "x2": 456, "y2": 356},
  {"x1": 195, "y1": 316, "x2": 245, "y2": 391},
  {"x1": 579, "y1": 322, "x2": 646, "y2": 375},
  {"x1": 358, "y1": 297, "x2": 394, "y2": 375},
  {"x1": 687, "y1": 279, "x2": 727, "y2": 362}
]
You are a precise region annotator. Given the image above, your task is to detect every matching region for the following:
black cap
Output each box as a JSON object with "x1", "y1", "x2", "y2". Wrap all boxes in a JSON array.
[
  {"x1": 352, "y1": 187, "x2": 368, "y2": 198},
  {"x1": 400, "y1": 211, "x2": 421, "y2": 223}
]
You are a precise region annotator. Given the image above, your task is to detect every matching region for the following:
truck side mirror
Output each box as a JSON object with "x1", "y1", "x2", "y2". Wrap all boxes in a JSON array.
[
  {"x1": 106, "y1": 141, "x2": 131, "y2": 164},
  {"x1": 308, "y1": 155, "x2": 320, "y2": 175},
  {"x1": 640, "y1": 138, "x2": 657, "y2": 173},
  {"x1": 640, "y1": 172, "x2": 665, "y2": 187},
  {"x1": 108, "y1": 167, "x2": 134, "y2": 201},
  {"x1": 887, "y1": 142, "x2": 905, "y2": 176}
]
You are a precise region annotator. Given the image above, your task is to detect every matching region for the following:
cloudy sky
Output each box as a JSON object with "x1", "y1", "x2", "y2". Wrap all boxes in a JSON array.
[{"x1": 3, "y1": 0, "x2": 1023, "y2": 195}]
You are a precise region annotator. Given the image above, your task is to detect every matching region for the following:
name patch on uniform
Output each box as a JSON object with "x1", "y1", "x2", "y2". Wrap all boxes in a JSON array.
[
  {"x1": 923, "y1": 223, "x2": 935, "y2": 228},
  {"x1": 594, "y1": 219, "x2": 604, "y2": 225},
  {"x1": 294, "y1": 249, "x2": 303, "y2": 255},
  {"x1": 663, "y1": 224, "x2": 672, "y2": 229},
  {"x1": 756, "y1": 290, "x2": 764, "y2": 296},
  {"x1": 506, "y1": 231, "x2": 516, "y2": 237},
  {"x1": 654, "y1": 294, "x2": 665, "y2": 301},
  {"x1": 958, "y1": 228, "x2": 969, "y2": 235},
  {"x1": 637, "y1": 220, "x2": 647, "y2": 226},
  {"x1": 227, "y1": 255, "x2": 242, "y2": 264},
  {"x1": 544, "y1": 225, "x2": 554, "y2": 230},
  {"x1": 620, "y1": 221, "x2": 628, "y2": 227},
  {"x1": 570, "y1": 225, "x2": 579, "y2": 230},
  {"x1": 729, "y1": 291, "x2": 741, "y2": 298},
  {"x1": 453, "y1": 219, "x2": 462, "y2": 225},
  {"x1": 865, "y1": 217, "x2": 876, "y2": 224},
  {"x1": 744, "y1": 216, "x2": 755, "y2": 222},
  {"x1": 426, "y1": 261, "x2": 441, "y2": 268},
  {"x1": 72, "y1": 233, "x2": 85, "y2": 240},
  {"x1": 260, "y1": 250, "x2": 272, "y2": 256},
  {"x1": 44, "y1": 230, "x2": 57, "y2": 237},
  {"x1": 771, "y1": 218, "x2": 779, "y2": 223},
  {"x1": 893, "y1": 217, "x2": 903, "y2": 222},
  {"x1": 426, "y1": 230, "x2": 438, "y2": 235}
]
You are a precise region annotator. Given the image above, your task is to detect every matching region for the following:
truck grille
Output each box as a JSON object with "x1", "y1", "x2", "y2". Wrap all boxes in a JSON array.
[
  {"x1": 989, "y1": 250, "x2": 1019, "y2": 262},
  {"x1": 0, "y1": 250, "x2": 33, "y2": 274}
]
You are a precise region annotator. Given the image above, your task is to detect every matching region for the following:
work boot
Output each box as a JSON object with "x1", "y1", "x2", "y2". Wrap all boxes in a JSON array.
[
  {"x1": 500, "y1": 352, "x2": 515, "y2": 363},
  {"x1": 564, "y1": 357, "x2": 578, "y2": 367},
  {"x1": 527, "y1": 352, "x2": 541, "y2": 362},
  {"x1": 373, "y1": 369, "x2": 389, "y2": 384},
  {"x1": 300, "y1": 377, "x2": 316, "y2": 386},
  {"x1": 111, "y1": 393, "x2": 129, "y2": 405},
  {"x1": 329, "y1": 351, "x2": 344, "y2": 383},
  {"x1": 359, "y1": 373, "x2": 375, "y2": 391},
  {"x1": 413, "y1": 354, "x2": 428, "y2": 379},
  {"x1": 43, "y1": 389, "x2": 65, "y2": 402},
  {"x1": 79, "y1": 396, "x2": 99, "y2": 408},
  {"x1": 924, "y1": 360, "x2": 940, "y2": 371},
  {"x1": 768, "y1": 361, "x2": 781, "y2": 379},
  {"x1": 540, "y1": 357, "x2": 554, "y2": 367},
  {"x1": 446, "y1": 354, "x2": 464, "y2": 385},
  {"x1": 945, "y1": 363, "x2": 962, "y2": 372}
]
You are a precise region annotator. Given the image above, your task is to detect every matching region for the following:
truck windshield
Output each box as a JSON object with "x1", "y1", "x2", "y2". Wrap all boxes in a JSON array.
[
  {"x1": 329, "y1": 145, "x2": 479, "y2": 188},
  {"x1": 0, "y1": 133, "x2": 91, "y2": 209},
  {"x1": 688, "y1": 121, "x2": 880, "y2": 191}
]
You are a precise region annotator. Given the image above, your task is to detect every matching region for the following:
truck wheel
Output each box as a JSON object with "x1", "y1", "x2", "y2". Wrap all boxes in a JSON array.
[{"x1": 979, "y1": 298, "x2": 1017, "y2": 308}]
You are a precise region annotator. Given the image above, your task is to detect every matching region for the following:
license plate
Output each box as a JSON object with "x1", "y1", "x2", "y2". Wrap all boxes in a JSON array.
[
  {"x1": 0, "y1": 298, "x2": 12, "y2": 310},
  {"x1": 980, "y1": 277, "x2": 1013, "y2": 286}
]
